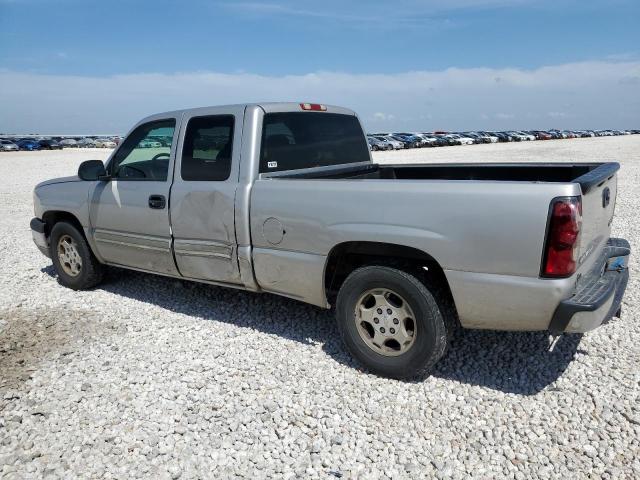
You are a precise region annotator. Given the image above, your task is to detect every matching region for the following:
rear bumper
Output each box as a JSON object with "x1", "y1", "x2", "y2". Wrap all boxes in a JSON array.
[
  {"x1": 549, "y1": 238, "x2": 630, "y2": 334},
  {"x1": 30, "y1": 217, "x2": 50, "y2": 258}
]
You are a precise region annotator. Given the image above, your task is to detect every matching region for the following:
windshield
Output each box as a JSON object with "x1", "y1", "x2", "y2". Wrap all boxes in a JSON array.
[{"x1": 260, "y1": 112, "x2": 369, "y2": 173}]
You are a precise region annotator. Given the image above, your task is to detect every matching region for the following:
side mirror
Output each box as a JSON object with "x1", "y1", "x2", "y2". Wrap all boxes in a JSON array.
[{"x1": 78, "y1": 160, "x2": 108, "y2": 181}]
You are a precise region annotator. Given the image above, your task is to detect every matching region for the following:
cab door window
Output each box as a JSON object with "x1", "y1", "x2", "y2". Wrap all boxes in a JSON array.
[
  {"x1": 110, "y1": 119, "x2": 176, "y2": 181},
  {"x1": 181, "y1": 115, "x2": 235, "y2": 181}
]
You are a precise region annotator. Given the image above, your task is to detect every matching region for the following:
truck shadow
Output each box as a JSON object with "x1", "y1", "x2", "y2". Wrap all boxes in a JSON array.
[
  {"x1": 429, "y1": 328, "x2": 582, "y2": 395},
  {"x1": 41, "y1": 266, "x2": 582, "y2": 395}
]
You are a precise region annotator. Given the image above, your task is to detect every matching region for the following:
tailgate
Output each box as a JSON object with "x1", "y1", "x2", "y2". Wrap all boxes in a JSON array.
[{"x1": 576, "y1": 165, "x2": 618, "y2": 268}]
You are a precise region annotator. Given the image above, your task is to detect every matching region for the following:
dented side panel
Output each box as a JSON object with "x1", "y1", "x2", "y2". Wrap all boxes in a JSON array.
[
  {"x1": 169, "y1": 105, "x2": 245, "y2": 284},
  {"x1": 252, "y1": 248, "x2": 328, "y2": 307},
  {"x1": 170, "y1": 189, "x2": 240, "y2": 283}
]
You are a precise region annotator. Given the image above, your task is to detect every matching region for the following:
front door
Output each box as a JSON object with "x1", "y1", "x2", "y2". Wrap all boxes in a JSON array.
[
  {"x1": 170, "y1": 106, "x2": 244, "y2": 284},
  {"x1": 89, "y1": 117, "x2": 179, "y2": 275}
]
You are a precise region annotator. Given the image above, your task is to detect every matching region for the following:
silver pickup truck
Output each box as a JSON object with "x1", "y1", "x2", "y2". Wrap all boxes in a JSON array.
[{"x1": 31, "y1": 103, "x2": 630, "y2": 378}]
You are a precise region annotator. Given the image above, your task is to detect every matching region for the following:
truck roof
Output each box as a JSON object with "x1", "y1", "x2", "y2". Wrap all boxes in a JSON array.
[{"x1": 137, "y1": 103, "x2": 357, "y2": 125}]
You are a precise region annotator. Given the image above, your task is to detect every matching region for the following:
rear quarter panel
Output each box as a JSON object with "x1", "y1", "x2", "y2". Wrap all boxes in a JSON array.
[{"x1": 250, "y1": 178, "x2": 579, "y2": 310}]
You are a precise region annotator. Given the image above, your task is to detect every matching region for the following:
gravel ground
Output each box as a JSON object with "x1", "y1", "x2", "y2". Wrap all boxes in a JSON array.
[{"x1": 1, "y1": 137, "x2": 639, "y2": 479}]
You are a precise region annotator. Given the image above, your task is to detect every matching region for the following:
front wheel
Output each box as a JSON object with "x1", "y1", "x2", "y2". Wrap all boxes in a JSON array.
[
  {"x1": 335, "y1": 266, "x2": 450, "y2": 379},
  {"x1": 50, "y1": 221, "x2": 105, "y2": 290}
]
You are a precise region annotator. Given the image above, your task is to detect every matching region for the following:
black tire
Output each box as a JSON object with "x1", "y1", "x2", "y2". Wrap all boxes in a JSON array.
[
  {"x1": 49, "y1": 221, "x2": 105, "y2": 290},
  {"x1": 335, "y1": 265, "x2": 449, "y2": 379}
]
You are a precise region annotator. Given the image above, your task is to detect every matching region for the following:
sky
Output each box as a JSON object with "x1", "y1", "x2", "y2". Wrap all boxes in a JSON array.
[{"x1": 0, "y1": 0, "x2": 639, "y2": 133}]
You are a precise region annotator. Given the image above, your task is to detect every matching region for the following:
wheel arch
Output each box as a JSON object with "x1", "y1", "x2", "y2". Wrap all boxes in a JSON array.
[
  {"x1": 323, "y1": 241, "x2": 455, "y2": 310},
  {"x1": 43, "y1": 209, "x2": 107, "y2": 265},
  {"x1": 41, "y1": 210, "x2": 85, "y2": 238}
]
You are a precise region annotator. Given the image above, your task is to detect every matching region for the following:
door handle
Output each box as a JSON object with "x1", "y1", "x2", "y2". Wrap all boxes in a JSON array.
[{"x1": 148, "y1": 195, "x2": 166, "y2": 209}]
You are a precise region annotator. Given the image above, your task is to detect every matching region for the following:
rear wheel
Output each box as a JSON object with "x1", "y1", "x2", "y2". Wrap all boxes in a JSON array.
[
  {"x1": 336, "y1": 265, "x2": 450, "y2": 379},
  {"x1": 50, "y1": 221, "x2": 105, "y2": 290}
]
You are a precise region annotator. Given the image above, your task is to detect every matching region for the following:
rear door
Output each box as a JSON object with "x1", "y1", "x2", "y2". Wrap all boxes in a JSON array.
[
  {"x1": 89, "y1": 117, "x2": 179, "y2": 275},
  {"x1": 169, "y1": 106, "x2": 245, "y2": 284}
]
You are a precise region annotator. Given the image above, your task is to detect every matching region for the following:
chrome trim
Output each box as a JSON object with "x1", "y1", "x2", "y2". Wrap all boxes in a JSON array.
[
  {"x1": 173, "y1": 239, "x2": 232, "y2": 259},
  {"x1": 174, "y1": 249, "x2": 231, "y2": 259},
  {"x1": 93, "y1": 229, "x2": 168, "y2": 242}
]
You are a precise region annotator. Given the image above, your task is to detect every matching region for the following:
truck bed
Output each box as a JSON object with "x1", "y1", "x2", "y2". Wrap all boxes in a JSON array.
[{"x1": 265, "y1": 161, "x2": 618, "y2": 193}]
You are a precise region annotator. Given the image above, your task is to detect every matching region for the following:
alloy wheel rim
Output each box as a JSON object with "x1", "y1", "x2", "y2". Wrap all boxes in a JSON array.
[
  {"x1": 57, "y1": 235, "x2": 82, "y2": 277},
  {"x1": 354, "y1": 288, "x2": 417, "y2": 356}
]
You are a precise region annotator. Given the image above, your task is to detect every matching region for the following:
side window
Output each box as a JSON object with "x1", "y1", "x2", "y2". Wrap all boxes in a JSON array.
[
  {"x1": 110, "y1": 119, "x2": 175, "y2": 181},
  {"x1": 181, "y1": 115, "x2": 234, "y2": 181}
]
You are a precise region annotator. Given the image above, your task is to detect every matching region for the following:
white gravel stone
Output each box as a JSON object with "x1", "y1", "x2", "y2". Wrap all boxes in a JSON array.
[{"x1": 1, "y1": 138, "x2": 639, "y2": 478}]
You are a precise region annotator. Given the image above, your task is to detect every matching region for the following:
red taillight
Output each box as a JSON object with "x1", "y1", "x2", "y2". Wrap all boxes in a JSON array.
[
  {"x1": 300, "y1": 103, "x2": 327, "y2": 111},
  {"x1": 542, "y1": 197, "x2": 582, "y2": 277}
]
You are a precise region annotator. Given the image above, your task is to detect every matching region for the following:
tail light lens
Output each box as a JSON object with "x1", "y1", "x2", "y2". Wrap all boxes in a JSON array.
[{"x1": 542, "y1": 197, "x2": 582, "y2": 278}]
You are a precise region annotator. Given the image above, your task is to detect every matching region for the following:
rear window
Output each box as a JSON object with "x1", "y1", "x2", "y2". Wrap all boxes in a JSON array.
[{"x1": 259, "y1": 112, "x2": 369, "y2": 173}]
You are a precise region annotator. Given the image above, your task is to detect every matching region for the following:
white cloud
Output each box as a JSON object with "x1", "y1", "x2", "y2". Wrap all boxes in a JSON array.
[
  {"x1": 0, "y1": 60, "x2": 638, "y2": 134},
  {"x1": 220, "y1": 0, "x2": 534, "y2": 29},
  {"x1": 372, "y1": 112, "x2": 395, "y2": 121}
]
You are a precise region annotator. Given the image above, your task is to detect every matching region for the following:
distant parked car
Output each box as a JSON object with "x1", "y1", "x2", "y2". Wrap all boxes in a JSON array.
[
  {"x1": 471, "y1": 132, "x2": 495, "y2": 144},
  {"x1": 574, "y1": 131, "x2": 593, "y2": 138},
  {"x1": 446, "y1": 134, "x2": 474, "y2": 145},
  {"x1": 493, "y1": 132, "x2": 511, "y2": 142},
  {"x1": 406, "y1": 133, "x2": 433, "y2": 147},
  {"x1": 432, "y1": 135, "x2": 452, "y2": 146},
  {"x1": 505, "y1": 131, "x2": 527, "y2": 142},
  {"x1": 17, "y1": 139, "x2": 41, "y2": 151},
  {"x1": 390, "y1": 135, "x2": 420, "y2": 149},
  {"x1": 94, "y1": 139, "x2": 117, "y2": 148},
  {"x1": 462, "y1": 132, "x2": 484, "y2": 144},
  {"x1": 59, "y1": 139, "x2": 79, "y2": 148},
  {"x1": 151, "y1": 136, "x2": 173, "y2": 147},
  {"x1": 460, "y1": 132, "x2": 484, "y2": 144},
  {"x1": 518, "y1": 131, "x2": 536, "y2": 141},
  {"x1": 0, "y1": 139, "x2": 19, "y2": 152},
  {"x1": 374, "y1": 136, "x2": 404, "y2": 150},
  {"x1": 533, "y1": 131, "x2": 553, "y2": 140},
  {"x1": 77, "y1": 138, "x2": 98, "y2": 148},
  {"x1": 367, "y1": 137, "x2": 392, "y2": 151},
  {"x1": 138, "y1": 139, "x2": 162, "y2": 148},
  {"x1": 463, "y1": 135, "x2": 477, "y2": 144},
  {"x1": 546, "y1": 131, "x2": 562, "y2": 139},
  {"x1": 477, "y1": 132, "x2": 499, "y2": 143},
  {"x1": 38, "y1": 139, "x2": 63, "y2": 150},
  {"x1": 416, "y1": 134, "x2": 439, "y2": 147},
  {"x1": 394, "y1": 133, "x2": 424, "y2": 148}
]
